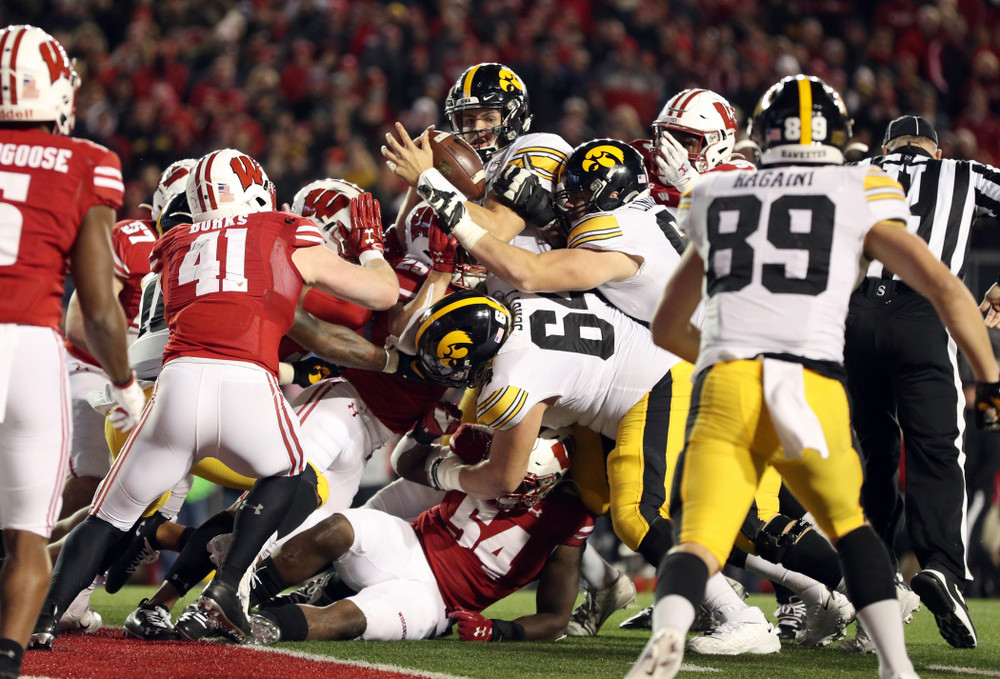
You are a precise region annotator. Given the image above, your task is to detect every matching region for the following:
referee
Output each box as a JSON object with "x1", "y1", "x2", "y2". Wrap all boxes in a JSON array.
[{"x1": 845, "y1": 115, "x2": 1000, "y2": 649}]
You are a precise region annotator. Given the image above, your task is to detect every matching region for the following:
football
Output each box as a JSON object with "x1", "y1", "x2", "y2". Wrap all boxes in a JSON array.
[{"x1": 428, "y1": 130, "x2": 486, "y2": 201}]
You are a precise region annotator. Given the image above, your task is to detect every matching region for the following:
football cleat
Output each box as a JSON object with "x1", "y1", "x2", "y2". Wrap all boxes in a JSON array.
[
  {"x1": 28, "y1": 604, "x2": 59, "y2": 650},
  {"x1": 175, "y1": 602, "x2": 224, "y2": 642},
  {"x1": 620, "y1": 604, "x2": 653, "y2": 630},
  {"x1": 624, "y1": 628, "x2": 685, "y2": 679},
  {"x1": 57, "y1": 583, "x2": 102, "y2": 634},
  {"x1": 895, "y1": 575, "x2": 922, "y2": 624},
  {"x1": 773, "y1": 597, "x2": 806, "y2": 640},
  {"x1": 838, "y1": 622, "x2": 875, "y2": 654},
  {"x1": 247, "y1": 614, "x2": 282, "y2": 646},
  {"x1": 566, "y1": 571, "x2": 636, "y2": 637},
  {"x1": 123, "y1": 598, "x2": 180, "y2": 641},
  {"x1": 267, "y1": 568, "x2": 340, "y2": 608},
  {"x1": 910, "y1": 569, "x2": 977, "y2": 648},
  {"x1": 690, "y1": 604, "x2": 720, "y2": 634},
  {"x1": 796, "y1": 588, "x2": 853, "y2": 647},
  {"x1": 687, "y1": 620, "x2": 781, "y2": 655},
  {"x1": 197, "y1": 579, "x2": 252, "y2": 641},
  {"x1": 105, "y1": 513, "x2": 166, "y2": 594}
]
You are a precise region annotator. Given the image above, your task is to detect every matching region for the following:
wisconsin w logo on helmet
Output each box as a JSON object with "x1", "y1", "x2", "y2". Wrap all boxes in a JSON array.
[
  {"x1": 582, "y1": 145, "x2": 625, "y2": 172},
  {"x1": 230, "y1": 155, "x2": 265, "y2": 190}
]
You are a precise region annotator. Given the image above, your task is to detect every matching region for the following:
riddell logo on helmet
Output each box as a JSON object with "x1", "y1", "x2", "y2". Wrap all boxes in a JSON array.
[{"x1": 0, "y1": 109, "x2": 35, "y2": 120}]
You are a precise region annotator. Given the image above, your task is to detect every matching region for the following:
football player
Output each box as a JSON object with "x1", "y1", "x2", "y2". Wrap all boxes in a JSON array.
[
  {"x1": 382, "y1": 62, "x2": 572, "y2": 292},
  {"x1": 29, "y1": 148, "x2": 398, "y2": 649},
  {"x1": 248, "y1": 422, "x2": 589, "y2": 644},
  {"x1": 59, "y1": 159, "x2": 196, "y2": 520},
  {"x1": 0, "y1": 24, "x2": 145, "y2": 679},
  {"x1": 630, "y1": 88, "x2": 756, "y2": 215},
  {"x1": 627, "y1": 75, "x2": 1000, "y2": 679}
]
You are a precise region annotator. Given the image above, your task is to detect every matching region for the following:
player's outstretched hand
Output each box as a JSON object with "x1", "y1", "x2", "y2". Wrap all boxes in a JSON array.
[
  {"x1": 345, "y1": 193, "x2": 385, "y2": 262},
  {"x1": 382, "y1": 122, "x2": 434, "y2": 187},
  {"x1": 975, "y1": 381, "x2": 1000, "y2": 432}
]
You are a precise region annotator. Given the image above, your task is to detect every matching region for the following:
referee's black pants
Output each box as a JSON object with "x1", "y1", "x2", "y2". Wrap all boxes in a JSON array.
[{"x1": 844, "y1": 281, "x2": 970, "y2": 586}]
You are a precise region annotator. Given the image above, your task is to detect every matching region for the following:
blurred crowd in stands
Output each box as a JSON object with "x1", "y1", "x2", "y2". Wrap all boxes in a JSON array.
[
  {"x1": 4, "y1": 0, "x2": 1000, "y2": 594},
  {"x1": 4, "y1": 0, "x2": 1000, "y2": 217}
]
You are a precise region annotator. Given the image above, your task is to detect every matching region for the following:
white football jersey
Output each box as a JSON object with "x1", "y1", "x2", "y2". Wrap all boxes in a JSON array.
[
  {"x1": 566, "y1": 197, "x2": 686, "y2": 323},
  {"x1": 679, "y1": 164, "x2": 909, "y2": 374},
  {"x1": 476, "y1": 291, "x2": 682, "y2": 439},
  {"x1": 482, "y1": 132, "x2": 573, "y2": 298}
]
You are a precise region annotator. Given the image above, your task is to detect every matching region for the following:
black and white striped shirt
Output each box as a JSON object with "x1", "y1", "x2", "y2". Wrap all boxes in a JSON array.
[{"x1": 859, "y1": 146, "x2": 1000, "y2": 279}]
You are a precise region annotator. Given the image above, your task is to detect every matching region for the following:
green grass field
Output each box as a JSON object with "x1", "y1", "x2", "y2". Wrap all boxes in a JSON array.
[{"x1": 91, "y1": 587, "x2": 1000, "y2": 679}]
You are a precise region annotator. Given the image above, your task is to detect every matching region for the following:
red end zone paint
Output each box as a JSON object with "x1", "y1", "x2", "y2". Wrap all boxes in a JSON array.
[{"x1": 23, "y1": 630, "x2": 465, "y2": 679}]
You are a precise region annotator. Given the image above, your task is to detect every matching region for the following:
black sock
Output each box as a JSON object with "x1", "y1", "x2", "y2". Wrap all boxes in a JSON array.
[
  {"x1": 176, "y1": 526, "x2": 197, "y2": 551},
  {"x1": 217, "y1": 472, "x2": 314, "y2": 585},
  {"x1": 49, "y1": 516, "x2": 124, "y2": 615},
  {"x1": 781, "y1": 528, "x2": 843, "y2": 590},
  {"x1": 249, "y1": 556, "x2": 289, "y2": 607},
  {"x1": 165, "y1": 511, "x2": 235, "y2": 595},
  {"x1": 836, "y1": 525, "x2": 896, "y2": 610},
  {"x1": 276, "y1": 465, "x2": 319, "y2": 539},
  {"x1": 637, "y1": 516, "x2": 674, "y2": 567},
  {"x1": 0, "y1": 638, "x2": 23, "y2": 676},
  {"x1": 653, "y1": 551, "x2": 709, "y2": 609},
  {"x1": 262, "y1": 605, "x2": 310, "y2": 642}
]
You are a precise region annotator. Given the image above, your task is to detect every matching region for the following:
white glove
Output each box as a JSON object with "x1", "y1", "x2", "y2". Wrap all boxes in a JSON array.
[
  {"x1": 655, "y1": 131, "x2": 699, "y2": 192},
  {"x1": 108, "y1": 373, "x2": 146, "y2": 433}
]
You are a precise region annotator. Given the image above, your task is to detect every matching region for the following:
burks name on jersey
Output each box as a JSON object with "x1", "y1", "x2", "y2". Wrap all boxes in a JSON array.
[
  {"x1": 0, "y1": 142, "x2": 72, "y2": 173},
  {"x1": 187, "y1": 214, "x2": 249, "y2": 233}
]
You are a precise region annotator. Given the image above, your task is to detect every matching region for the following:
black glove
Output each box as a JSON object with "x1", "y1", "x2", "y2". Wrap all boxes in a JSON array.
[
  {"x1": 975, "y1": 381, "x2": 1000, "y2": 432},
  {"x1": 292, "y1": 357, "x2": 342, "y2": 387},
  {"x1": 493, "y1": 165, "x2": 561, "y2": 230}
]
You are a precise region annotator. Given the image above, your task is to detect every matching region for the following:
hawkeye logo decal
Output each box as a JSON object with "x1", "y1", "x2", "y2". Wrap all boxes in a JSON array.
[
  {"x1": 582, "y1": 145, "x2": 625, "y2": 172},
  {"x1": 437, "y1": 330, "x2": 474, "y2": 368}
]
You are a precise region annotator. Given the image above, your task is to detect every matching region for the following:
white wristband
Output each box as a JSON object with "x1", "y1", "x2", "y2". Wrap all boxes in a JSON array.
[
  {"x1": 417, "y1": 168, "x2": 469, "y2": 203},
  {"x1": 359, "y1": 249, "x2": 385, "y2": 267},
  {"x1": 382, "y1": 347, "x2": 399, "y2": 373},
  {"x1": 451, "y1": 217, "x2": 488, "y2": 251},
  {"x1": 427, "y1": 453, "x2": 464, "y2": 492}
]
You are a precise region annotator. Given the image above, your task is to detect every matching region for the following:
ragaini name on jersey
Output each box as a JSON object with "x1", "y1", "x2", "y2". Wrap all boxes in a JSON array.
[
  {"x1": 0, "y1": 143, "x2": 72, "y2": 173},
  {"x1": 732, "y1": 169, "x2": 816, "y2": 189},
  {"x1": 188, "y1": 215, "x2": 249, "y2": 233}
]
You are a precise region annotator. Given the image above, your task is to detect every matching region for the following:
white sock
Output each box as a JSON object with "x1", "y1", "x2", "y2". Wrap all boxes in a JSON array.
[
  {"x1": 856, "y1": 599, "x2": 915, "y2": 677},
  {"x1": 652, "y1": 594, "x2": 696, "y2": 634},
  {"x1": 580, "y1": 541, "x2": 620, "y2": 590},
  {"x1": 702, "y1": 572, "x2": 747, "y2": 612},
  {"x1": 743, "y1": 553, "x2": 822, "y2": 599}
]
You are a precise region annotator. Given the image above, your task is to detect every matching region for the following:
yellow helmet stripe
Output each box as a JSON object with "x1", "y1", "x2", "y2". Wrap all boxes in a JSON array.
[
  {"x1": 415, "y1": 296, "x2": 509, "y2": 351},
  {"x1": 462, "y1": 65, "x2": 483, "y2": 99},
  {"x1": 798, "y1": 77, "x2": 812, "y2": 145}
]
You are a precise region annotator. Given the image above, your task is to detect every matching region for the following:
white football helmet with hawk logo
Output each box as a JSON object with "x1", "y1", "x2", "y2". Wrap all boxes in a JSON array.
[
  {"x1": 290, "y1": 178, "x2": 363, "y2": 255},
  {"x1": 186, "y1": 149, "x2": 275, "y2": 222},
  {"x1": 0, "y1": 25, "x2": 81, "y2": 135},
  {"x1": 652, "y1": 88, "x2": 738, "y2": 172}
]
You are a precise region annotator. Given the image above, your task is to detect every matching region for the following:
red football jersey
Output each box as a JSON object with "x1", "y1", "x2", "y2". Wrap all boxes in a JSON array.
[
  {"x1": 629, "y1": 138, "x2": 755, "y2": 209},
  {"x1": 414, "y1": 486, "x2": 593, "y2": 613},
  {"x1": 112, "y1": 217, "x2": 158, "y2": 331},
  {"x1": 152, "y1": 211, "x2": 324, "y2": 374},
  {"x1": 343, "y1": 257, "x2": 448, "y2": 434},
  {"x1": 0, "y1": 130, "x2": 124, "y2": 329}
]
